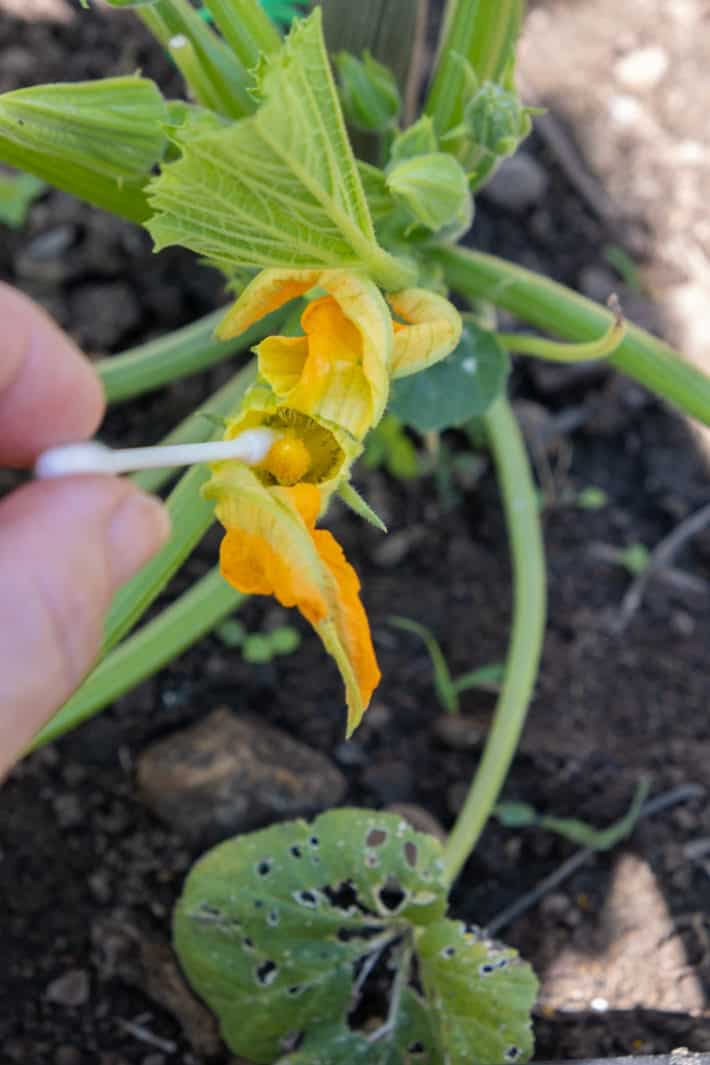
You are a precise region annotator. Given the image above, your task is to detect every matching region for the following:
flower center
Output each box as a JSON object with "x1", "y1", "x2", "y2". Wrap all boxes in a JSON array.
[{"x1": 260, "y1": 434, "x2": 312, "y2": 486}]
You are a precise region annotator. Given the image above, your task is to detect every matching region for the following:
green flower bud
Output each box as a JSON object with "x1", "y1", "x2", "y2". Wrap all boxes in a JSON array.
[
  {"x1": 0, "y1": 77, "x2": 168, "y2": 180},
  {"x1": 335, "y1": 51, "x2": 400, "y2": 133},
  {"x1": 464, "y1": 82, "x2": 531, "y2": 159},
  {"x1": 386, "y1": 152, "x2": 472, "y2": 233},
  {"x1": 390, "y1": 115, "x2": 438, "y2": 164}
]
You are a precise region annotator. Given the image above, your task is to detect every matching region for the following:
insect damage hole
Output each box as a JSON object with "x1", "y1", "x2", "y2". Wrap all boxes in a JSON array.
[
  {"x1": 505, "y1": 1047, "x2": 520, "y2": 1061},
  {"x1": 256, "y1": 960, "x2": 278, "y2": 986},
  {"x1": 256, "y1": 859, "x2": 272, "y2": 876},
  {"x1": 377, "y1": 877, "x2": 407, "y2": 913},
  {"x1": 403, "y1": 840, "x2": 418, "y2": 868},
  {"x1": 292, "y1": 889, "x2": 319, "y2": 908},
  {"x1": 365, "y1": 827, "x2": 388, "y2": 847}
]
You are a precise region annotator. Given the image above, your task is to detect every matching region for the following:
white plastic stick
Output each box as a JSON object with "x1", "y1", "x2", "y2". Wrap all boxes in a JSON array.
[{"x1": 34, "y1": 429, "x2": 279, "y2": 480}]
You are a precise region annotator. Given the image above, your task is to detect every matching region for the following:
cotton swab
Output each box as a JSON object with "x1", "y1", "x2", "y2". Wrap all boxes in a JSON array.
[{"x1": 34, "y1": 429, "x2": 280, "y2": 480}]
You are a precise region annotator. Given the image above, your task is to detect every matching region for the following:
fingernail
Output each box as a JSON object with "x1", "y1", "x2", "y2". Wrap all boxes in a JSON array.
[{"x1": 107, "y1": 491, "x2": 171, "y2": 589}]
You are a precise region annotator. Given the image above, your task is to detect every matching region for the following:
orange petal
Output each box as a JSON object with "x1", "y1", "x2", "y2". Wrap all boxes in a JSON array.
[
  {"x1": 217, "y1": 271, "x2": 319, "y2": 339},
  {"x1": 312, "y1": 528, "x2": 381, "y2": 735},
  {"x1": 220, "y1": 527, "x2": 327, "y2": 626}
]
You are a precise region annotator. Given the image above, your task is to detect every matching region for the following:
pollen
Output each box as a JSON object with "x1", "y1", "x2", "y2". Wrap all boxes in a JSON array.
[{"x1": 261, "y1": 435, "x2": 312, "y2": 486}]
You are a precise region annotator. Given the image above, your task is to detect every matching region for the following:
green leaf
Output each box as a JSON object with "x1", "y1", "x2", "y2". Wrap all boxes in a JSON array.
[
  {"x1": 148, "y1": 10, "x2": 412, "y2": 288},
  {"x1": 417, "y1": 919, "x2": 537, "y2": 1065},
  {"x1": 390, "y1": 323, "x2": 510, "y2": 433},
  {"x1": 278, "y1": 992, "x2": 438, "y2": 1063},
  {"x1": 0, "y1": 170, "x2": 44, "y2": 228},
  {"x1": 174, "y1": 809, "x2": 448, "y2": 1062}
]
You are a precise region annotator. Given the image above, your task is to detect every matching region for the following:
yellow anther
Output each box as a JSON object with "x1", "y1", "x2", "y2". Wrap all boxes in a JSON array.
[{"x1": 261, "y1": 435, "x2": 312, "y2": 486}]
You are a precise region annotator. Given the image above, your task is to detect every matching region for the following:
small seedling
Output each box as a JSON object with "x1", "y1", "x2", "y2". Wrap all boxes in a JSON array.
[
  {"x1": 495, "y1": 778, "x2": 650, "y2": 851},
  {"x1": 391, "y1": 616, "x2": 503, "y2": 714},
  {"x1": 575, "y1": 486, "x2": 608, "y2": 510}
]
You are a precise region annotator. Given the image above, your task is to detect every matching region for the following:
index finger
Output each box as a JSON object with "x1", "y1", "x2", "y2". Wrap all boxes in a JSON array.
[{"x1": 0, "y1": 283, "x2": 105, "y2": 467}]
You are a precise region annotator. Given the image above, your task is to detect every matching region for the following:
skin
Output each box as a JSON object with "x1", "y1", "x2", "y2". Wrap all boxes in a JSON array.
[{"x1": 0, "y1": 284, "x2": 171, "y2": 779}]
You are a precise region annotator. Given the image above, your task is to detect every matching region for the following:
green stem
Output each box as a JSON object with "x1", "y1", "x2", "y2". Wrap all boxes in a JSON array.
[
  {"x1": 132, "y1": 361, "x2": 258, "y2": 495},
  {"x1": 442, "y1": 396, "x2": 546, "y2": 885},
  {"x1": 437, "y1": 245, "x2": 710, "y2": 427},
  {"x1": 98, "y1": 306, "x2": 280, "y2": 404},
  {"x1": 496, "y1": 307, "x2": 625, "y2": 362},
  {"x1": 28, "y1": 568, "x2": 242, "y2": 751},
  {"x1": 204, "y1": 0, "x2": 281, "y2": 69},
  {"x1": 139, "y1": 0, "x2": 253, "y2": 118},
  {"x1": 425, "y1": 0, "x2": 523, "y2": 136}
]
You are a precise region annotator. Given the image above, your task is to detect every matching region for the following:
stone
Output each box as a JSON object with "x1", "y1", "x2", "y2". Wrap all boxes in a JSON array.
[
  {"x1": 136, "y1": 708, "x2": 347, "y2": 844},
  {"x1": 482, "y1": 153, "x2": 548, "y2": 213},
  {"x1": 433, "y1": 714, "x2": 485, "y2": 751},
  {"x1": 614, "y1": 46, "x2": 669, "y2": 90},
  {"x1": 45, "y1": 969, "x2": 90, "y2": 1008}
]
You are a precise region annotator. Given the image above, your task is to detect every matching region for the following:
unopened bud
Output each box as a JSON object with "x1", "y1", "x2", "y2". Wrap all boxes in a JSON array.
[
  {"x1": 390, "y1": 115, "x2": 438, "y2": 164},
  {"x1": 464, "y1": 82, "x2": 531, "y2": 159},
  {"x1": 335, "y1": 51, "x2": 400, "y2": 133},
  {"x1": 386, "y1": 152, "x2": 472, "y2": 233}
]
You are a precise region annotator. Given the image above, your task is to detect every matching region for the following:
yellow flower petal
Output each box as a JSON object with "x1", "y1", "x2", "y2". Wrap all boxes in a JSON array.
[
  {"x1": 232, "y1": 268, "x2": 392, "y2": 440},
  {"x1": 217, "y1": 269, "x2": 320, "y2": 339},
  {"x1": 257, "y1": 334, "x2": 309, "y2": 395},
  {"x1": 387, "y1": 288, "x2": 462, "y2": 379}
]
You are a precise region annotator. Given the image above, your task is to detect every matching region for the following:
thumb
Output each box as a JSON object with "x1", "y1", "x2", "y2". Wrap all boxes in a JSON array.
[{"x1": 0, "y1": 476, "x2": 170, "y2": 775}]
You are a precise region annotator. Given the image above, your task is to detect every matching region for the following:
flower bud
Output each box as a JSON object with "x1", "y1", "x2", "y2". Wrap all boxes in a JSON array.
[
  {"x1": 464, "y1": 82, "x2": 532, "y2": 159},
  {"x1": 390, "y1": 115, "x2": 438, "y2": 164},
  {"x1": 335, "y1": 51, "x2": 400, "y2": 133},
  {"x1": 385, "y1": 152, "x2": 472, "y2": 233}
]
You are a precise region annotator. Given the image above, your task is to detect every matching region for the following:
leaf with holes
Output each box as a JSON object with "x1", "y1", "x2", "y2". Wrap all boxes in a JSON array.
[
  {"x1": 148, "y1": 9, "x2": 412, "y2": 290},
  {"x1": 277, "y1": 989, "x2": 439, "y2": 1063},
  {"x1": 416, "y1": 919, "x2": 538, "y2": 1064},
  {"x1": 389, "y1": 322, "x2": 510, "y2": 432},
  {"x1": 174, "y1": 809, "x2": 448, "y2": 1063}
]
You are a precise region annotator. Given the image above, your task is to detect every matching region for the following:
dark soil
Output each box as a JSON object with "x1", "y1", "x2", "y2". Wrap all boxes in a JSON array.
[{"x1": 1, "y1": 4, "x2": 709, "y2": 1064}]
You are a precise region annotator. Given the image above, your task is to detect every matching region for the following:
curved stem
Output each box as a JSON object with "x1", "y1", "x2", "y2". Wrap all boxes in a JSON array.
[
  {"x1": 442, "y1": 395, "x2": 546, "y2": 886},
  {"x1": 436, "y1": 245, "x2": 710, "y2": 427},
  {"x1": 496, "y1": 302, "x2": 625, "y2": 362}
]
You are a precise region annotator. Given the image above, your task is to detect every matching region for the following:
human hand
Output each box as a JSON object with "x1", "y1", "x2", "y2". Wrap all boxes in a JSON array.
[{"x1": 0, "y1": 284, "x2": 170, "y2": 777}]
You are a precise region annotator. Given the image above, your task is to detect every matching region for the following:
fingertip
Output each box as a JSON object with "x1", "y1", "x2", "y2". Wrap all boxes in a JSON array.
[{"x1": 0, "y1": 284, "x2": 106, "y2": 467}]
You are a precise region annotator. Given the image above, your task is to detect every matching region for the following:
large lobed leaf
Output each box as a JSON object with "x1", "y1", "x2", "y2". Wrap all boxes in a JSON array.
[
  {"x1": 390, "y1": 322, "x2": 510, "y2": 432},
  {"x1": 174, "y1": 809, "x2": 537, "y2": 1064},
  {"x1": 148, "y1": 10, "x2": 410, "y2": 287}
]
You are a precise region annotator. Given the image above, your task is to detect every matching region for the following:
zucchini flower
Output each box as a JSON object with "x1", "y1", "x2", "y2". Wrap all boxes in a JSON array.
[
  {"x1": 207, "y1": 267, "x2": 462, "y2": 733},
  {"x1": 218, "y1": 267, "x2": 462, "y2": 439},
  {"x1": 205, "y1": 427, "x2": 378, "y2": 737}
]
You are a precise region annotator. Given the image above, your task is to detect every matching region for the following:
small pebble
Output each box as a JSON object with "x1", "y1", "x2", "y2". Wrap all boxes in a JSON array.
[
  {"x1": 614, "y1": 46, "x2": 669, "y2": 90},
  {"x1": 482, "y1": 153, "x2": 549, "y2": 213},
  {"x1": 45, "y1": 969, "x2": 90, "y2": 1008}
]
